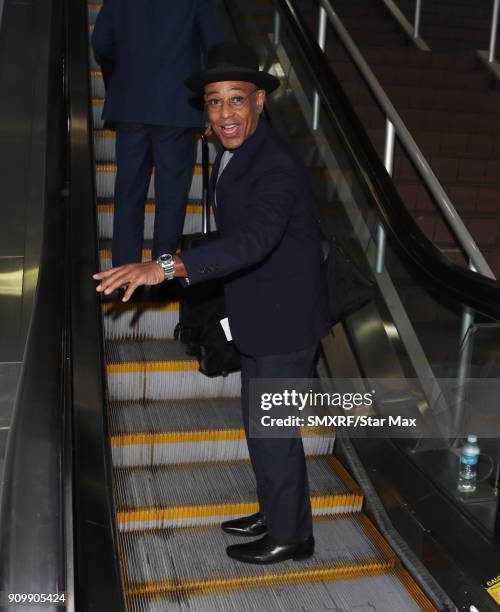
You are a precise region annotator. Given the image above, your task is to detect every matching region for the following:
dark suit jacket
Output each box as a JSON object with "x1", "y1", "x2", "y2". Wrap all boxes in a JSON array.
[
  {"x1": 181, "y1": 119, "x2": 331, "y2": 356},
  {"x1": 91, "y1": 0, "x2": 220, "y2": 127}
]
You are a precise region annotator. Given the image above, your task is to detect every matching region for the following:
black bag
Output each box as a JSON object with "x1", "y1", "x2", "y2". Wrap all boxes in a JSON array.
[
  {"x1": 322, "y1": 234, "x2": 375, "y2": 325},
  {"x1": 174, "y1": 232, "x2": 241, "y2": 377},
  {"x1": 196, "y1": 320, "x2": 241, "y2": 377},
  {"x1": 174, "y1": 231, "x2": 220, "y2": 347}
]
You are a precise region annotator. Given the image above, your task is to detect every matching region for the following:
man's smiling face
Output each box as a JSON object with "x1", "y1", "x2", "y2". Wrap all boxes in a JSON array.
[{"x1": 204, "y1": 80, "x2": 266, "y2": 149}]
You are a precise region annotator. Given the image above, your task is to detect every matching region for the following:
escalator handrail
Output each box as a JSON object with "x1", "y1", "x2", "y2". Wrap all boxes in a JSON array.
[
  {"x1": 66, "y1": 0, "x2": 126, "y2": 609},
  {"x1": 317, "y1": 0, "x2": 494, "y2": 279},
  {"x1": 277, "y1": 0, "x2": 500, "y2": 319}
]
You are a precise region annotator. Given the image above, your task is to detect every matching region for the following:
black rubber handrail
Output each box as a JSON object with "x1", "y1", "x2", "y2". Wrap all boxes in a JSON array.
[
  {"x1": 0, "y1": 0, "x2": 68, "y2": 608},
  {"x1": 278, "y1": 0, "x2": 500, "y2": 319},
  {"x1": 66, "y1": 0, "x2": 125, "y2": 609}
]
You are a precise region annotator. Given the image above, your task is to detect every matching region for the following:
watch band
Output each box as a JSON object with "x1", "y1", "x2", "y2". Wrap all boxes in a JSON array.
[{"x1": 156, "y1": 253, "x2": 175, "y2": 281}]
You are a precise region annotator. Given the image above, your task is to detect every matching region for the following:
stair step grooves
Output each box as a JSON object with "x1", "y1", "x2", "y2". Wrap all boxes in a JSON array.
[
  {"x1": 114, "y1": 456, "x2": 361, "y2": 530},
  {"x1": 124, "y1": 571, "x2": 437, "y2": 612},
  {"x1": 99, "y1": 238, "x2": 152, "y2": 266},
  {"x1": 109, "y1": 398, "x2": 335, "y2": 467},
  {"x1": 97, "y1": 201, "x2": 215, "y2": 241},
  {"x1": 102, "y1": 300, "x2": 180, "y2": 341},
  {"x1": 93, "y1": 129, "x2": 218, "y2": 164},
  {"x1": 95, "y1": 163, "x2": 204, "y2": 200},
  {"x1": 105, "y1": 339, "x2": 241, "y2": 401},
  {"x1": 119, "y1": 513, "x2": 403, "y2": 600}
]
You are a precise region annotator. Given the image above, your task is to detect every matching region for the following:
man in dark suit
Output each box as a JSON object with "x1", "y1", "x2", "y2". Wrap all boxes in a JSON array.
[
  {"x1": 91, "y1": 0, "x2": 220, "y2": 265},
  {"x1": 94, "y1": 43, "x2": 331, "y2": 564}
]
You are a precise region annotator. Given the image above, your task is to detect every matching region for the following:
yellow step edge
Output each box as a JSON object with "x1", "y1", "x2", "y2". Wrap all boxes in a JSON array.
[
  {"x1": 327, "y1": 456, "x2": 363, "y2": 495},
  {"x1": 357, "y1": 513, "x2": 399, "y2": 563},
  {"x1": 119, "y1": 500, "x2": 259, "y2": 524},
  {"x1": 396, "y1": 567, "x2": 439, "y2": 612},
  {"x1": 107, "y1": 360, "x2": 199, "y2": 373},
  {"x1": 125, "y1": 559, "x2": 398, "y2": 599},
  {"x1": 94, "y1": 129, "x2": 210, "y2": 142},
  {"x1": 100, "y1": 248, "x2": 151, "y2": 259},
  {"x1": 98, "y1": 203, "x2": 205, "y2": 215},
  {"x1": 111, "y1": 425, "x2": 331, "y2": 447},
  {"x1": 117, "y1": 494, "x2": 364, "y2": 525},
  {"x1": 95, "y1": 162, "x2": 339, "y2": 180},
  {"x1": 96, "y1": 163, "x2": 203, "y2": 175},
  {"x1": 111, "y1": 428, "x2": 246, "y2": 447},
  {"x1": 102, "y1": 301, "x2": 179, "y2": 313},
  {"x1": 94, "y1": 129, "x2": 116, "y2": 137},
  {"x1": 92, "y1": 99, "x2": 104, "y2": 106}
]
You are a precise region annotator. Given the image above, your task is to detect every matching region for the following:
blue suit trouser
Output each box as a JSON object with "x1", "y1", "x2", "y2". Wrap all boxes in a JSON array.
[
  {"x1": 112, "y1": 123, "x2": 196, "y2": 266},
  {"x1": 240, "y1": 343, "x2": 317, "y2": 543}
]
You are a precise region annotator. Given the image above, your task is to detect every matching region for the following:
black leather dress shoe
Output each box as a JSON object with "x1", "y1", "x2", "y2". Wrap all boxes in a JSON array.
[
  {"x1": 226, "y1": 534, "x2": 314, "y2": 564},
  {"x1": 221, "y1": 512, "x2": 268, "y2": 537}
]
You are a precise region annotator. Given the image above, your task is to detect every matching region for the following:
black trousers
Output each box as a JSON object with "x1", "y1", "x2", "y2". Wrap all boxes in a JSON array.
[
  {"x1": 112, "y1": 123, "x2": 196, "y2": 266},
  {"x1": 240, "y1": 343, "x2": 317, "y2": 543}
]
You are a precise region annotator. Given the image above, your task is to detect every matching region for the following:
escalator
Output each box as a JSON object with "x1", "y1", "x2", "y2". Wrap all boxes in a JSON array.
[{"x1": 68, "y1": 0, "x2": 500, "y2": 610}]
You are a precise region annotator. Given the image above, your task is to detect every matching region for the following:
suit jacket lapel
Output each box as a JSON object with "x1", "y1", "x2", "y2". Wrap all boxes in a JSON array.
[{"x1": 209, "y1": 147, "x2": 223, "y2": 214}]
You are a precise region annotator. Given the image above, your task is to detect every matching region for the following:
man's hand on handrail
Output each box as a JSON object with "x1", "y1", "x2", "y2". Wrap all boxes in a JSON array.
[{"x1": 93, "y1": 256, "x2": 187, "y2": 302}]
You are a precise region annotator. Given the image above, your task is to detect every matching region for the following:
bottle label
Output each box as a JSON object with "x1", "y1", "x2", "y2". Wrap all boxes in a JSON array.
[{"x1": 461, "y1": 454, "x2": 478, "y2": 466}]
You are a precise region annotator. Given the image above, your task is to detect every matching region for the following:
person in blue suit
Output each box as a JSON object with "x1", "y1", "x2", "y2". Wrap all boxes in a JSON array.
[
  {"x1": 94, "y1": 43, "x2": 331, "y2": 564},
  {"x1": 91, "y1": 0, "x2": 220, "y2": 265}
]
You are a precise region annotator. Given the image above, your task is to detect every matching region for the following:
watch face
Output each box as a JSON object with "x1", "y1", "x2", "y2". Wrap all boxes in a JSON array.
[{"x1": 159, "y1": 254, "x2": 173, "y2": 264}]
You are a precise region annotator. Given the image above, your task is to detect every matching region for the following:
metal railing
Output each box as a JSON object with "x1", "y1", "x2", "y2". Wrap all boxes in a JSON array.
[
  {"x1": 275, "y1": 0, "x2": 496, "y2": 280},
  {"x1": 489, "y1": 0, "x2": 500, "y2": 62},
  {"x1": 411, "y1": 0, "x2": 499, "y2": 64},
  {"x1": 413, "y1": 0, "x2": 423, "y2": 40},
  {"x1": 380, "y1": 0, "x2": 429, "y2": 50}
]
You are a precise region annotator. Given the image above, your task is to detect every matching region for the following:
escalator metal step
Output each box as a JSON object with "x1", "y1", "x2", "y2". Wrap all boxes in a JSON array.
[
  {"x1": 109, "y1": 398, "x2": 335, "y2": 467},
  {"x1": 121, "y1": 571, "x2": 431, "y2": 612},
  {"x1": 93, "y1": 129, "x2": 218, "y2": 164},
  {"x1": 99, "y1": 244, "x2": 152, "y2": 268},
  {"x1": 97, "y1": 200, "x2": 215, "y2": 240},
  {"x1": 102, "y1": 301, "x2": 180, "y2": 341},
  {"x1": 91, "y1": 98, "x2": 104, "y2": 128},
  {"x1": 89, "y1": 49, "x2": 99, "y2": 72},
  {"x1": 114, "y1": 456, "x2": 360, "y2": 530},
  {"x1": 119, "y1": 514, "x2": 401, "y2": 601},
  {"x1": 105, "y1": 339, "x2": 241, "y2": 401},
  {"x1": 88, "y1": 3, "x2": 100, "y2": 25},
  {"x1": 95, "y1": 163, "x2": 204, "y2": 200},
  {"x1": 90, "y1": 70, "x2": 105, "y2": 98}
]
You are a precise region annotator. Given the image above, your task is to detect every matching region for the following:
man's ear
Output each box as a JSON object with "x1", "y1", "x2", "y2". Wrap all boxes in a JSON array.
[{"x1": 256, "y1": 89, "x2": 266, "y2": 113}]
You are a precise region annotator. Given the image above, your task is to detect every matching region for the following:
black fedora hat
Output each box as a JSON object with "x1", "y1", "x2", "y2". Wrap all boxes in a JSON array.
[{"x1": 186, "y1": 42, "x2": 280, "y2": 94}]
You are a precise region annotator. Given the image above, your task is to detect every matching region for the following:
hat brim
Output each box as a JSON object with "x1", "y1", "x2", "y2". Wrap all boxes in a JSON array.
[{"x1": 185, "y1": 68, "x2": 280, "y2": 95}]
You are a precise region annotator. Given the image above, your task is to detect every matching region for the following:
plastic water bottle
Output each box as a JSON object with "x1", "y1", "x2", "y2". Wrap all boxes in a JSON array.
[{"x1": 458, "y1": 435, "x2": 480, "y2": 493}]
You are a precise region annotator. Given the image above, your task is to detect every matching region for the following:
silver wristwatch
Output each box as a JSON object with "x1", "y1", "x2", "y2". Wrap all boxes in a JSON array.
[{"x1": 156, "y1": 253, "x2": 176, "y2": 281}]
